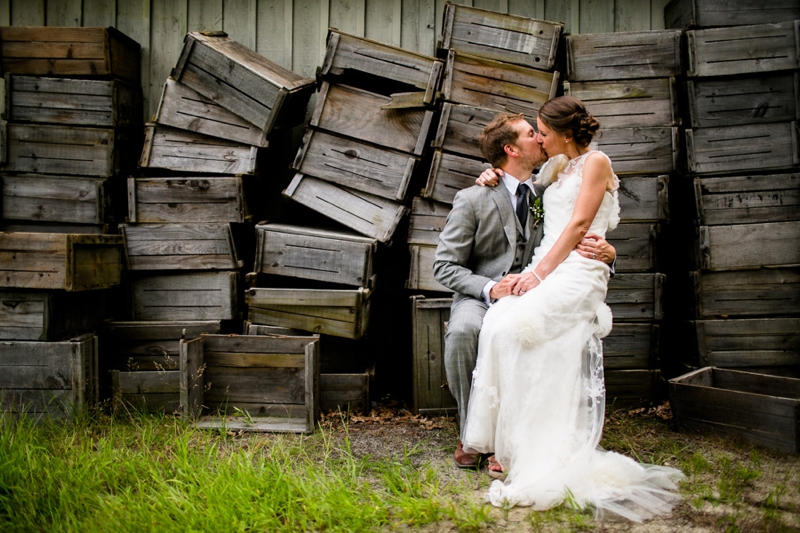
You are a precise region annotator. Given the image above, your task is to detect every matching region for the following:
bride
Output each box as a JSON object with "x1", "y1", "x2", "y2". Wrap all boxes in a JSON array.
[{"x1": 462, "y1": 96, "x2": 684, "y2": 521}]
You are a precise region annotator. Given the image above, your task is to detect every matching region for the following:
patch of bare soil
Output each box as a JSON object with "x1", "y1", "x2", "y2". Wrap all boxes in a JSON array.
[{"x1": 322, "y1": 403, "x2": 800, "y2": 532}]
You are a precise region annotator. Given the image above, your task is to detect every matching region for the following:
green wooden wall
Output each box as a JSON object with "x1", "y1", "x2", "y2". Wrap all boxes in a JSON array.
[{"x1": 0, "y1": 0, "x2": 671, "y2": 120}]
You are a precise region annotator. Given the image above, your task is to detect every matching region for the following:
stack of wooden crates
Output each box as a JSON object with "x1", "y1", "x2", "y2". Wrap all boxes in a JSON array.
[
  {"x1": 0, "y1": 27, "x2": 137, "y2": 417},
  {"x1": 107, "y1": 31, "x2": 318, "y2": 418},
  {"x1": 563, "y1": 28, "x2": 682, "y2": 406}
]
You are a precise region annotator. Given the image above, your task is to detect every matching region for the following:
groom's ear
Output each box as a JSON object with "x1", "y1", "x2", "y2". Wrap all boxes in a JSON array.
[{"x1": 503, "y1": 144, "x2": 517, "y2": 158}]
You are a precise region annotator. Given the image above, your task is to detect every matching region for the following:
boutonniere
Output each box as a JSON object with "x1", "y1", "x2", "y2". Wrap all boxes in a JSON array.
[{"x1": 530, "y1": 196, "x2": 544, "y2": 227}]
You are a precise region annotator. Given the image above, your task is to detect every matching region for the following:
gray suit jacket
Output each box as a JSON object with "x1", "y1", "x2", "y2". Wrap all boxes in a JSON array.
[{"x1": 433, "y1": 181, "x2": 545, "y2": 305}]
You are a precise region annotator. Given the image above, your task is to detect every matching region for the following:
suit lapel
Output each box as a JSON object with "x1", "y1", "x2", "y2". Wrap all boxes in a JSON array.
[{"x1": 490, "y1": 184, "x2": 518, "y2": 247}]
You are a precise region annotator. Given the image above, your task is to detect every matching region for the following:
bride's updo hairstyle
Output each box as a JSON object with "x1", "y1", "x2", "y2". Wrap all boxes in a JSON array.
[{"x1": 537, "y1": 96, "x2": 600, "y2": 147}]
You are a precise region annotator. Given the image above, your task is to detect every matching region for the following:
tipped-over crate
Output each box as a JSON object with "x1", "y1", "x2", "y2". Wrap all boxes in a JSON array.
[{"x1": 180, "y1": 333, "x2": 320, "y2": 433}]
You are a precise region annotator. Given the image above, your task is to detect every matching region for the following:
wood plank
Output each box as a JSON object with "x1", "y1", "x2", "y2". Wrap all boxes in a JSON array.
[
  {"x1": 665, "y1": 0, "x2": 800, "y2": 28},
  {"x1": 615, "y1": 0, "x2": 650, "y2": 32},
  {"x1": 401, "y1": 0, "x2": 435, "y2": 56},
  {"x1": 423, "y1": 150, "x2": 488, "y2": 205},
  {"x1": 432, "y1": 103, "x2": 498, "y2": 159},
  {"x1": 410, "y1": 295, "x2": 456, "y2": 414},
  {"x1": 1, "y1": 175, "x2": 110, "y2": 225},
  {"x1": 696, "y1": 318, "x2": 800, "y2": 368},
  {"x1": 618, "y1": 175, "x2": 669, "y2": 222},
  {"x1": 606, "y1": 273, "x2": 665, "y2": 321},
  {"x1": 194, "y1": 416, "x2": 311, "y2": 433},
  {"x1": 579, "y1": 0, "x2": 614, "y2": 34},
  {"x1": 594, "y1": 127, "x2": 678, "y2": 175},
  {"x1": 222, "y1": 0, "x2": 257, "y2": 51},
  {"x1": 180, "y1": 336, "x2": 205, "y2": 420},
  {"x1": 120, "y1": 223, "x2": 239, "y2": 271},
  {"x1": 408, "y1": 244, "x2": 453, "y2": 293},
  {"x1": 200, "y1": 334, "x2": 316, "y2": 354},
  {"x1": 46, "y1": 0, "x2": 82, "y2": 26},
  {"x1": 606, "y1": 222, "x2": 658, "y2": 273},
  {"x1": 603, "y1": 323, "x2": 658, "y2": 369},
  {"x1": 688, "y1": 21, "x2": 800, "y2": 77},
  {"x1": 131, "y1": 271, "x2": 238, "y2": 321},
  {"x1": 692, "y1": 268, "x2": 800, "y2": 318},
  {"x1": 129, "y1": 176, "x2": 249, "y2": 224},
  {"x1": 695, "y1": 173, "x2": 800, "y2": 225},
  {"x1": 700, "y1": 221, "x2": 800, "y2": 271},
  {"x1": 564, "y1": 78, "x2": 679, "y2": 128},
  {"x1": 149, "y1": 0, "x2": 188, "y2": 125},
  {"x1": 0, "y1": 289, "x2": 106, "y2": 341},
  {"x1": 408, "y1": 197, "x2": 450, "y2": 245},
  {"x1": 116, "y1": 0, "x2": 151, "y2": 122}
]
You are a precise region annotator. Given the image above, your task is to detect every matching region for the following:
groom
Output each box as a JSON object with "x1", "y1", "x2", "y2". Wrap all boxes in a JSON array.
[{"x1": 433, "y1": 113, "x2": 616, "y2": 468}]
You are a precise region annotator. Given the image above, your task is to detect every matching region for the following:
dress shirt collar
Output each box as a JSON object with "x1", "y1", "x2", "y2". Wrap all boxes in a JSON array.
[{"x1": 502, "y1": 173, "x2": 535, "y2": 197}]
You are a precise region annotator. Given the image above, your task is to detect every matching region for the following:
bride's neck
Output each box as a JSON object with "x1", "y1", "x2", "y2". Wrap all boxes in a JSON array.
[{"x1": 565, "y1": 144, "x2": 590, "y2": 160}]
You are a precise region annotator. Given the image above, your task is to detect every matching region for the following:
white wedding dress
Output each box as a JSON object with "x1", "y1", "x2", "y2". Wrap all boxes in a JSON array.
[{"x1": 462, "y1": 151, "x2": 684, "y2": 521}]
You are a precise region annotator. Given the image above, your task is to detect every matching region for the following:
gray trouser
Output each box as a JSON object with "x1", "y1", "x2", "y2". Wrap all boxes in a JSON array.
[{"x1": 444, "y1": 296, "x2": 489, "y2": 440}]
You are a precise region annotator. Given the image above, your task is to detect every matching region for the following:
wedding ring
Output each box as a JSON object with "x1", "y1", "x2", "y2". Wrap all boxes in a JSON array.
[
  {"x1": 592, "y1": 253, "x2": 596, "y2": 259},
  {"x1": 520, "y1": 290, "x2": 526, "y2": 295}
]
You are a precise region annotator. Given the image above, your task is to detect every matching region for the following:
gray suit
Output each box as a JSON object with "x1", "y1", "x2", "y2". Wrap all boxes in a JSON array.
[{"x1": 433, "y1": 181, "x2": 545, "y2": 434}]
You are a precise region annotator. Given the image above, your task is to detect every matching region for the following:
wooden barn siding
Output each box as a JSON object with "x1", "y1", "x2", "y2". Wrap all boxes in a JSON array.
[{"x1": 0, "y1": 0, "x2": 670, "y2": 120}]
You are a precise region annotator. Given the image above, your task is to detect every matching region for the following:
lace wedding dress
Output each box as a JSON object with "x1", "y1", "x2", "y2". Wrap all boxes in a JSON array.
[{"x1": 462, "y1": 151, "x2": 684, "y2": 521}]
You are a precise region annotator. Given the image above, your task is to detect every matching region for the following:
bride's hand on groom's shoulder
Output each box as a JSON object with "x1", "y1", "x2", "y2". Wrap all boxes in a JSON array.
[{"x1": 477, "y1": 167, "x2": 503, "y2": 187}]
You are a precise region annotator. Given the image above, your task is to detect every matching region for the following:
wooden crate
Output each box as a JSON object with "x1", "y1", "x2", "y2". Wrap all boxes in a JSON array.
[
  {"x1": 410, "y1": 295, "x2": 457, "y2": 416},
  {"x1": 3, "y1": 123, "x2": 138, "y2": 177},
  {"x1": 688, "y1": 21, "x2": 800, "y2": 78},
  {"x1": 699, "y1": 221, "x2": 800, "y2": 271},
  {"x1": 564, "y1": 78, "x2": 680, "y2": 128},
  {"x1": 665, "y1": 0, "x2": 800, "y2": 29},
  {"x1": 101, "y1": 320, "x2": 222, "y2": 372},
  {"x1": 292, "y1": 129, "x2": 418, "y2": 201},
  {"x1": 0, "y1": 232, "x2": 123, "y2": 291},
  {"x1": 1, "y1": 175, "x2": 116, "y2": 225},
  {"x1": 0, "y1": 333, "x2": 97, "y2": 418},
  {"x1": 606, "y1": 273, "x2": 665, "y2": 321},
  {"x1": 687, "y1": 74, "x2": 799, "y2": 128},
  {"x1": 246, "y1": 287, "x2": 371, "y2": 340},
  {"x1": 605, "y1": 369, "x2": 661, "y2": 408},
  {"x1": 669, "y1": 367, "x2": 800, "y2": 453},
  {"x1": 139, "y1": 123, "x2": 258, "y2": 175},
  {"x1": 432, "y1": 103, "x2": 498, "y2": 159},
  {"x1": 6, "y1": 75, "x2": 141, "y2": 128},
  {"x1": 310, "y1": 82, "x2": 434, "y2": 156},
  {"x1": 440, "y1": 3, "x2": 561, "y2": 70},
  {"x1": 127, "y1": 176, "x2": 253, "y2": 224},
  {"x1": 687, "y1": 122, "x2": 800, "y2": 175},
  {"x1": 119, "y1": 223, "x2": 242, "y2": 271},
  {"x1": 423, "y1": 150, "x2": 487, "y2": 205},
  {"x1": 618, "y1": 175, "x2": 669, "y2": 222},
  {"x1": 320, "y1": 373, "x2": 370, "y2": 415},
  {"x1": 111, "y1": 369, "x2": 180, "y2": 414},
  {"x1": 694, "y1": 173, "x2": 800, "y2": 226},
  {"x1": 129, "y1": 271, "x2": 239, "y2": 321},
  {"x1": 154, "y1": 77, "x2": 269, "y2": 148},
  {"x1": 0, "y1": 27, "x2": 141, "y2": 84},
  {"x1": 0, "y1": 221, "x2": 111, "y2": 235},
  {"x1": 172, "y1": 32, "x2": 315, "y2": 134},
  {"x1": 320, "y1": 31, "x2": 443, "y2": 105},
  {"x1": 254, "y1": 223, "x2": 377, "y2": 288},
  {"x1": 408, "y1": 244, "x2": 453, "y2": 293},
  {"x1": 442, "y1": 51, "x2": 559, "y2": 118},
  {"x1": 283, "y1": 174, "x2": 409, "y2": 244},
  {"x1": 566, "y1": 30, "x2": 682, "y2": 81},
  {"x1": 594, "y1": 127, "x2": 679, "y2": 175},
  {"x1": 180, "y1": 333, "x2": 320, "y2": 433},
  {"x1": 693, "y1": 318, "x2": 800, "y2": 370},
  {"x1": 604, "y1": 323, "x2": 658, "y2": 370},
  {"x1": 606, "y1": 223, "x2": 659, "y2": 273},
  {"x1": 408, "y1": 197, "x2": 449, "y2": 245},
  {"x1": 0, "y1": 289, "x2": 106, "y2": 341},
  {"x1": 688, "y1": 268, "x2": 800, "y2": 319}
]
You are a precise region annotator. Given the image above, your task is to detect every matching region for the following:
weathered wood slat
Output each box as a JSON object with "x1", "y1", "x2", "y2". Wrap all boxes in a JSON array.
[
  {"x1": 695, "y1": 318, "x2": 800, "y2": 368},
  {"x1": 0, "y1": 27, "x2": 141, "y2": 83},
  {"x1": 407, "y1": 244, "x2": 453, "y2": 293},
  {"x1": 440, "y1": 3, "x2": 562, "y2": 70},
  {"x1": 120, "y1": 223, "x2": 240, "y2": 271},
  {"x1": 179, "y1": 336, "x2": 204, "y2": 420},
  {"x1": 687, "y1": 74, "x2": 799, "y2": 128},
  {"x1": 128, "y1": 176, "x2": 250, "y2": 224},
  {"x1": 432, "y1": 103, "x2": 497, "y2": 159},
  {"x1": 292, "y1": 129, "x2": 417, "y2": 201},
  {"x1": 410, "y1": 295, "x2": 457, "y2": 416},
  {"x1": 310, "y1": 82, "x2": 433, "y2": 156},
  {"x1": 130, "y1": 271, "x2": 239, "y2": 321},
  {"x1": 618, "y1": 175, "x2": 669, "y2": 222},
  {"x1": 604, "y1": 323, "x2": 658, "y2": 369},
  {"x1": 423, "y1": 150, "x2": 487, "y2": 205},
  {"x1": 4, "y1": 123, "x2": 138, "y2": 177},
  {"x1": 669, "y1": 367, "x2": 800, "y2": 453},
  {"x1": 8, "y1": 75, "x2": 141, "y2": 127},
  {"x1": 699, "y1": 221, "x2": 800, "y2": 271},
  {"x1": 254, "y1": 223, "x2": 377, "y2": 288},
  {"x1": 442, "y1": 51, "x2": 559, "y2": 118},
  {"x1": 283, "y1": 174, "x2": 408, "y2": 244},
  {"x1": 594, "y1": 127, "x2": 678, "y2": 175},
  {"x1": 566, "y1": 30, "x2": 682, "y2": 81},
  {"x1": 564, "y1": 78, "x2": 679, "y2": 128},
  {"x1": 1, "y1": 175, "x2": 112, "y2": 225},
  {"x1": 689, "y1": 268, "x2": 800, "y2": 318},
  {"x1": 665, "y1": 0, "x2": 800, "y2": 29},
  {"x1": 0, "y1": 232, "x2": 123, "y2": 291},
  {"x1": 605, "y1": 369, "x2": 660, "y2": 407},
  {"x1": 154, "y1": 77, "x2": 269, "y2": 148},
  {"x1": 694, "y1": 173, "x2": 800, "y2": 225},
  {"x1": 408, "y1": 197, "x2": 450, "y2": 246},
  {"x1": 320, "y1": 373, "x2": 369, "y2": 415},
  {"x1": 320, "y1": 31, "x2": 443, "y2": 105},
  {"x1": 0, "y1": 289, "x2": 105, "y2": 341},
  {"x1": 606, "y1": 273, "x2": 665, "y2": 321},
  {"x1": 172, "y1": 32, "x2": 315, "y2": 133},
  {"x1": 688, "y1": 21, "x2": 800, "y2": 77},
  {"x1": 606, "y1": 223, "x2": 659, "y2": 273},
  {"x1": 139, "y1": 123, "x2": 258, "y2": 175}
]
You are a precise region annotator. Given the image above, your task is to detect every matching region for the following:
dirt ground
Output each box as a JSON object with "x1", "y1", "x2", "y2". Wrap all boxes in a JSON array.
[{"x1": 323, "y1": 404, "x2": 800, "y2": 532}]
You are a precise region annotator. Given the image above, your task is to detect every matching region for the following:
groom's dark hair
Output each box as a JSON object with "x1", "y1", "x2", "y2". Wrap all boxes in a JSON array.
[{"x1": 479, "y1": 113, "x2": 526, "y2": 168}]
